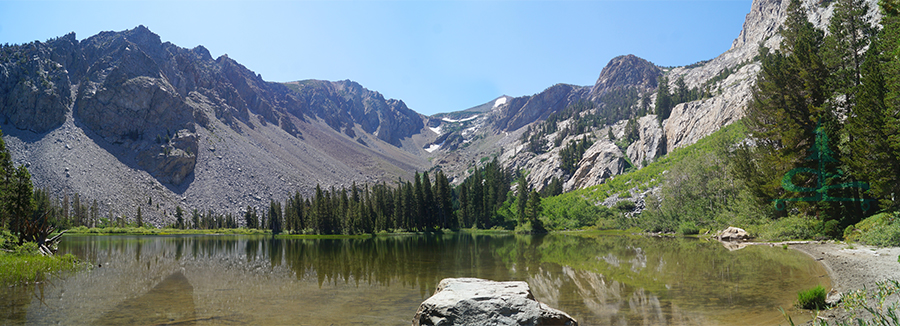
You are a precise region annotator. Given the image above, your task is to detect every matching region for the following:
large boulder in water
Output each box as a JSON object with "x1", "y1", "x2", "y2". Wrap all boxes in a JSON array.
[
  {"x1": 412, "y1": 278, "x2": 577, "y2": 326},
  {"x1": 716, "y1": 226, "x2": 752, "y2": 241}
]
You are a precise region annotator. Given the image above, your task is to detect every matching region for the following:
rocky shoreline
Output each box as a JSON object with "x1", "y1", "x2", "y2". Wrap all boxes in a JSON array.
[{"x1": 790, "y1": 243, "x2": 900, "y2": 324}]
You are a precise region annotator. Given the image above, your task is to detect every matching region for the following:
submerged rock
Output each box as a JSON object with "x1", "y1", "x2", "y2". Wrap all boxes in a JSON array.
[{"x1": 412, "y1": 278, "x2": 577, "y2": 326}]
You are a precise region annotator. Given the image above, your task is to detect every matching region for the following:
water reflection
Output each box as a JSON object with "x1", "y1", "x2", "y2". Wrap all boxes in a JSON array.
[
  {"x1": 0, "y1": 233, "x2": 827, "y2": 325},
  {"x1": 97, "y1": 271, "x2": 196, "y2": 325}
]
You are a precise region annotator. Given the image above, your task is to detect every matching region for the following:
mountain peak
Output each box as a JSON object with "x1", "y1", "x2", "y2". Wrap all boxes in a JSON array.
[{"x1": 591, "y1": 54, "x2": 661, "y2": 95}]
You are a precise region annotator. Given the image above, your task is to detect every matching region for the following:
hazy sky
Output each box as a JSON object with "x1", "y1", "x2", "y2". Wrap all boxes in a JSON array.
[{"x1": 0, "y1": 0, "x2": 752, "y2": 115}]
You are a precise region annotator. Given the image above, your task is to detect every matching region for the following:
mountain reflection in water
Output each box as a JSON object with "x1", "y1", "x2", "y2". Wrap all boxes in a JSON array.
[
  {"x1": 0, "y1": 233, "x2": 828, "y2": 325},
  {"x1": 97, "y1": 271, "x2": 197, "y2": 325}
]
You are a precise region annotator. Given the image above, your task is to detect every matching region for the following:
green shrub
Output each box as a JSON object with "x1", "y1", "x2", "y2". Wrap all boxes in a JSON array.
[
  {"x1": 0, "y1": 229, "x2": 16, "y2": 251},
  {"x1": 797, "y1": 285, "x2": 827, "y2": 310},
  {"x1": 15, "y1": 242, "x2": 38, "y2": 255},
  {"x1": 677, "y1": 221, "x2": 700, "y2": 235},
  {"x1": 757, "y1": 215, "x2": 819, "y2": 241},
  {"x1": 845, "y1": 212, "x2": 900, "y2": 246}
]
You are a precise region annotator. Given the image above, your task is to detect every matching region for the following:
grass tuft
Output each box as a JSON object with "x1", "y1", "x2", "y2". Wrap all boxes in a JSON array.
[{"x1": 797, "y1": 285, "x2": 827, "y2": 310}]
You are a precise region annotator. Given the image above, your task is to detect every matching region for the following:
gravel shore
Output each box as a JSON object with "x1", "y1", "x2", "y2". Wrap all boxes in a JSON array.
[{"x1": 790, "y1": 243, "x2": 900, "y2": 324}]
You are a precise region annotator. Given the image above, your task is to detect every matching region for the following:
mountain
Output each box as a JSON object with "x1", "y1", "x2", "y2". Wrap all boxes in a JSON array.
[
  {"x1": 0, "y1": 0, "x2": 881, "y2": 227},
  {"x1": 423, "y1": 0, "x2": 880, "y2": 196},
  {"x1": 0, "y1": 26, "x2": 430, "y2": 226}
]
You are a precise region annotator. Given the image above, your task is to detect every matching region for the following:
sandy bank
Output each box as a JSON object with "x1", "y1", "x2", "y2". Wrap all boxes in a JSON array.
[{"x1": 790, "y1": 243, "x2": 900, "y2": 324}]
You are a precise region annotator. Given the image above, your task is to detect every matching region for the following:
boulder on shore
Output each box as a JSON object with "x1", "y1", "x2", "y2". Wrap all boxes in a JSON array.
[
  {"x1": 716, "y1": 226, "x2": 752, "y2": 241},
  {"x1": 412, "y1": 278, "x2": 577, "y2": 326}
]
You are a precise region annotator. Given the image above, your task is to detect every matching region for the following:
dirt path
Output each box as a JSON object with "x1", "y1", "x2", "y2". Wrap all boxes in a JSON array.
[{"x1": 790, "y1": 242, "x2": 900, "y2": 324}]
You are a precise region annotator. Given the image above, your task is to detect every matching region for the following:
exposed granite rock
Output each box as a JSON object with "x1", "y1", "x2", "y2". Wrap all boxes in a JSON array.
[
  {"x1": 716, "y1": 227, "x2": 752, "y2": 241},
  {"x1": 626, "y1": 115, "x2": 666, "y2": 169},
  {"x1": 412, "y1": 278, "x2": 577, "y2": 326},
  {"x1": 564, "y1": 140, "x2": 626, "y2": 192},
  {"x1": 287, "y1": 79, "x2": 424, "y2": 146},
  {"x1": 0, "y1": 35, "x2": 74, "y2": 133},
  {"x1": 492, "y1": 84, "x2": 591, "y2": 132},
  {"x1": 660, "y1": 0, "x2": 879, "y2": 154},
  {"x1": 589, "y1": 54, "x2": 660, "y2": 100}
]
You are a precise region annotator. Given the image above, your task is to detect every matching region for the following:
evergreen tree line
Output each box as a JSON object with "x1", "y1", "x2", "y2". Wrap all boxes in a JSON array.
[
  {"x1": 252, "y1": 158, "x2": 550, "y2": 235},
  {"x1": 735, "y1": 0, "x2": 900, "y2": 237},
  {"x1": 253, "y1": 170, "x2": 456, "y2": 235},
  {"x1": 171, "y1": 206, "x2": 239, "y2": 230}
]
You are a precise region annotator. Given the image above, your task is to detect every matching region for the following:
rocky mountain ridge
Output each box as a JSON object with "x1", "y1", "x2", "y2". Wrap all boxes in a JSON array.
[
  {"x1": 0, "y1": 0, "x2": 881, "y2": 226},
  {"x1": 424, "y1": 0, "x2": 881, "y2": 200},
  {"x1": 0, "y1": 26, "x2": 430, "y2": 226}
]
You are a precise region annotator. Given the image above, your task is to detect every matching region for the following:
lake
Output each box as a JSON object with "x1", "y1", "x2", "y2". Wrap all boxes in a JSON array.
[{"x1": 1, "y1": 233, "x2": 828, "y2": 325}]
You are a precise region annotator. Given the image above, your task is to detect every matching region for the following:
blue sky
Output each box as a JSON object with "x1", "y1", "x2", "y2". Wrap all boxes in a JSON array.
[{"x1": 0, "y1": 0, "x2": 752, "y2": 115}]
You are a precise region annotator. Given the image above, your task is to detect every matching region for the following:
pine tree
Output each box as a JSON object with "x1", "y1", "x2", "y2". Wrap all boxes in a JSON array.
[
  {"x1": 824, "y1": 0, "x2": 876, "y2": 111},
  {"x1": 844, "y1": 1, "x2": 900, "y2": 210},
  {"x1": 136, "y1": 206, "x2": 143, "y2": 227},
  {"x1": 527, "y1": 189, "x2": 545, "y2": 232},
  {"x1": 422, "y1": 171, "x2": 435, "y2": 230},
  {"x1": 741, "y1": 0, "x2": 832, "y2": 215},
  {"x1": 434, "y1": 171, "x2": 453, "y2": 229},
  {"x1": 244, "y1": 205, "x2": 257, "y2": 229},
  {"x1": 517, "y1": 176, "x2": 528, "y2": 226},
  {"x1": 268, "y1": 199, "x2": 283, "y2": 235},
  {"x1": 175, "y1": 206, "x2": 184, "y2": 229},
  {"x1": 655, "y1": 75, "x2": 672, "y2": 120}
]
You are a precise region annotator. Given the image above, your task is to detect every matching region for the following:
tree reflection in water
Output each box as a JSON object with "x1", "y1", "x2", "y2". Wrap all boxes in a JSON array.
[{"x1": 1, "y1": 233, "x2": 827, "y2": 325}]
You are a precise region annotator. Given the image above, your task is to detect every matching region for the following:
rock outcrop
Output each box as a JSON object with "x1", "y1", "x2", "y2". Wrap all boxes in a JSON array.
[
  {"x1": 492, "y1": 84, "x2": 590, "y2": 132},
  {"x1": 0, "y1": 34, "x2": 74, "y2": 133},
  {"x1": 716, "y1": 227, "x2": 752, "y2": 241},
  {"x1": 589, "y1": 54, "x2": 660, "y2": 100},
  {"x1": 564, "y1": 140, "x2": 626, "y2": 192},
  {"x1": 626, "y1": 115, "x2": 666, "y2": 169},
  {"x1": 412, "y1": 278, "x2": 577, "y2": 326}
]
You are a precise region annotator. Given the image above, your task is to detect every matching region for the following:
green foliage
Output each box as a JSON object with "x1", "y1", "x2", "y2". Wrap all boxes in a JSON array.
[
  {"x1": 543, "y1": 121, "x2": 751, "y2": 232},
  {"x1": 755, "y1": 214, "x2": 821, "y2": 241},
  {"x1": 677, "y1": 221, "x2": 700, "y2": 235},
  {"x1": 844, "y1": 212, "x2": 900, "y2": 246},
  {"x1": 0, "y1": 251, "x2": 82, "y2": 286},
  {"x1": 797, "y1": 285, "x2": 827, "y2": 310}
]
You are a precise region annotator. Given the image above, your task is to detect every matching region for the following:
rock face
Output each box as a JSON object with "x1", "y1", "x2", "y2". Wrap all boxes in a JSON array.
[
  {"x1": 0, "y1": 34, "x2": 74, "y2": 133},
  {"x1": 716, "y1": 227, "x2": 752, "y2": 241},
  {"x1": 661, "y1": 0, "x2": 879, "y2": 152},
  {"x1": 626, "y1": 115, "x2": 666, "y2": 169},
  {"x1": 492, "y1": 83, "x2": 591, "y2": 132},
  {"x1": 589, "y1": 54, "x2": 660, "y2": 100},
  {"x1": 412, "y1": 278, "x2": 577, "y2": 326},
  {"x1": 564, "y1": 140, "x2": 626, "y2": 192}
]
